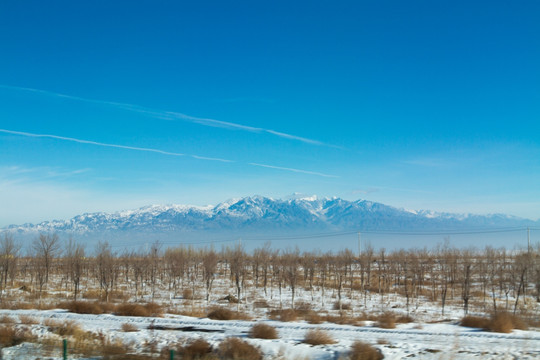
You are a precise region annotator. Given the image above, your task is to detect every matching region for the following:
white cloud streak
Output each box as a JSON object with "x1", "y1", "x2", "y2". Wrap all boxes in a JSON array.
[
  {"x1": 1, "y1": 129, "x2": 339, "y2": 178},
  {"x1": 0, "y1": 84, "x2": 328, "y2": 146},
  {"x1": 0, "y1": 129, "x2": 232, "y2": 163},
  {"x1": 249, "y1": 163, "x2": 339, "y2": 178}
]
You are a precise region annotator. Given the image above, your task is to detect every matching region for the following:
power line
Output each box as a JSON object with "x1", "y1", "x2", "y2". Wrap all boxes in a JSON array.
[{"x1": 107, "y1": 226, "x2": 538, "y2": 248}]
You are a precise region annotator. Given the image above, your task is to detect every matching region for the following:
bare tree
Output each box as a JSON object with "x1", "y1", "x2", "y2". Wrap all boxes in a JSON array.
[
  {"x1": 333, "y1": 250, "x2": 351, "y2": 313},
  {"x1": 281, "y1": 248, "x2": 300, "y2": 309},
  {"x1": 317, "y1": 252, "x2": 331, "y2": 307},
  {"x1": 32, "y1": 233, "x2": 61, "y2": 288},
  {"x1": 512, "y1": 252, "x2": 530, "y2": 314},
  {"x1": 32, "y1": 233, "x2": 61, "y2": 299},
  {"x1": 148, "y1": 241, "x2": 161, "y2": 301},
  {"x1": 202, "y1": 247, "x2": 218, "y2": 302},
  {"x1": 460, "y1": 249, "x2": 474, "y2": 315},
  {"x1": 0, "y1": 234, "x2": 20, "y2": 300},
  {"x1": 228, "y1": 243, "x2": 247, "y2": 305},
  {"x1": 95, "y1": 241, "x2": 117, "y2": 303},
  {"x1": 65, "y1": 238, "x2": 85, "y2": 300}
]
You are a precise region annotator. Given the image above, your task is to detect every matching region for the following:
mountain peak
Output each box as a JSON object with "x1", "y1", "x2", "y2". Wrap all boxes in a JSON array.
[{"x1": 3, "y1": 196, "x2": 537, "y2": 249}]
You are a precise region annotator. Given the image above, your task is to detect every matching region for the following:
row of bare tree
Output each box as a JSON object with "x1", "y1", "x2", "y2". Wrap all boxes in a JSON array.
[{"x1": 1, "y1": 234, "x2": 539, "y2": 316}]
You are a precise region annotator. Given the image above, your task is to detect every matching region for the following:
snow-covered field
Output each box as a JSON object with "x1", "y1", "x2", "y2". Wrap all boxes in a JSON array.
[
  {"x1": 1, "y1": 307, "x2": 539, "y2": 359},
  {"x1": 1, "y1": 277, "x2": 539, "y2": 360},
  {"x1": 1, "y1": 246, "x2": 538, "y2": 359}
]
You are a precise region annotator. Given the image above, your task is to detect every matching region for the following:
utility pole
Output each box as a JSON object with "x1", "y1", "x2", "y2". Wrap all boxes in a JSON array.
[
  {"x1": 527, "y1": 227, "x2": 531, "y2": 253},
  {"x1": 358, "y1": 231, "x2": 361, "y2": 257}
]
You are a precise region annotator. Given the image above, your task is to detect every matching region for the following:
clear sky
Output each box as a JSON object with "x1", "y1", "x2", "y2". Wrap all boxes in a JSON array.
[{"x1": 1, "y1": 0, "x2": 539, "y2": 226}]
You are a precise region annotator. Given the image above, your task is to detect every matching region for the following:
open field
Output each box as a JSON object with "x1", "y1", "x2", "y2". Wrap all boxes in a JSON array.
[{"x1": 0, "y1": 234, "x2": 538, "y2": 359}]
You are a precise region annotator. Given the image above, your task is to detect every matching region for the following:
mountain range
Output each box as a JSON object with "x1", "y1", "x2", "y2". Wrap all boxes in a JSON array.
[{"x1": 3, "y1": 196, "x2": 537, "y2": 250}]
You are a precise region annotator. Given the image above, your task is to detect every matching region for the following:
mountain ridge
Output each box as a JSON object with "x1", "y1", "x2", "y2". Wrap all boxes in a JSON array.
[{"x1": 4, "y1": 196, "x2": 537, "y2": 238}]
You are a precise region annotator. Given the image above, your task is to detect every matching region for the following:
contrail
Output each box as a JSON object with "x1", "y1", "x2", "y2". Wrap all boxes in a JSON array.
[
  {"x1": 0, "y1": 129, "x2": 232, "y2": 163},
  {"x1": 0, "y1": 84, "x2": 328, "y2": 147},
  {"x1": 249, "y1": 163, "x2": 339, "y2": 178},
  {"x1": 1, "y1": 129, "x2": 339, "y2": 178}
]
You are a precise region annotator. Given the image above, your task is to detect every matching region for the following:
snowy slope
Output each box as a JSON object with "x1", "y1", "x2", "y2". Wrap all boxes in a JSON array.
[{"x1": 3, "y1": 196, "x2": 538, "y2": 249}]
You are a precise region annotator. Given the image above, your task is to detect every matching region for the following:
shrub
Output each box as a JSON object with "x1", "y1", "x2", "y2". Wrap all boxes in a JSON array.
[
  {"x1": 349, "y1": 341, "x2": 384, "y2": 360},
  {"x1": 303, "y1": 329, "x2": 336, "y2": 345},
  {"x1": 376, "y1": 312, "x2": 396, "y2": 329},
  {"x1": 218, "y1": 337, "x2": 262, "y2": 360},
  {"x1": 249, "y1": 323, "x2": 278, "y2": 339},
  {"x1": 177, "y1": 338, "x2": 214, "y2": 360},
  {"x1": 121, "y1": 323, "x2": 139, "y2": 332}
]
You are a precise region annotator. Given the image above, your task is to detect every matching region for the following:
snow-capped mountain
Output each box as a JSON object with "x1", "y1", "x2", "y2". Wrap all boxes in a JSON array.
[{"x1": 4, "y1": 196, "x2": 537, "y2": 243}]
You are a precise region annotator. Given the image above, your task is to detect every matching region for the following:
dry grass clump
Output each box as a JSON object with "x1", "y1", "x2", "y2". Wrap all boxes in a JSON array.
[
  {"x1": 115, "y1": 302, "x2": 163, "y2": 317},
  {"x1": 1, "y1": 301, "x2": 52, "y2": 311},
  {"x1": 81, "y1": 289, "x2": 128, "y2": 302},
  {"x1": 143, "y1": 302, "x2": 163, "y2": 317},
  {"x1": 487, "y1": 312, "x2": 528, "y2": 333},
  {"x1": 268, "y1": 309, "x2": 298, "y2": 322},
  {"x1": 0, "y1": 315, "x2": 16, "y2": 324},
  {"x1": 182, "y1": 288, "x2": 195, "y2": 300},
  {"x1": 0, "y1": 325, "x2": 31, "y2": 347},
  {"x1": 100, "y1": 338, "x2": 133, "y2": 358},
  {"x1": 175, "y1": 307, "x2": 208, "y2": 318},
  {"x1": 253, "y1": 299, "x2": 269, "y2": 308},
  {"x1": 44, "y1": 319, "x2": 82, "y2": 337},
  {"x1": 396, "y1": 315, "x2": 414, "y2": 324},
  {"x1": 460, "y1": 315, "x2": 490, "y2": 329},
  {"x1": 115, "y1": 304, "x2": 148, "y2": 317},
  {"x1": 218, "y1": 337, "x2": 262, "y2": 360},
  {"x1": 349, "y1": 341, "x2": 384, "y2": 360},
  {"x1": 207, "y1": 307, "x2": 250, "y2": 321},
  {"x1": 333, "y1": 301, "x2": 352, "y2": 310},
  {"x1": 249, "y1": 323, "x2": 278, "y2": 339},
  {"x1": 18, "y1": 315, "x2": 38, "y2": 325},
  {"x1": 176, "y1": 338, "x2": 215, "y2": 360},
  {"x1": 305, "y1": 311, "x2": 324, "y2": 324},
  {"x1": 295, "y1": 301, "x2": 312, "y2": 313},
  {"x1": 121, "y1": 322, "x2": 139, "y2": 332},
  {"x1": 303, "y1": 328, "x2": 336, "y2": 345},
  {"x1": 325, "y1": 314, "x2": 364, "y2": 326},
  {"x1": 460, "y1": 312, "x2": 527, "y2": 333},
  {"x1": 60, "y1": 301, "x2": 105, "y2": 314},
  {"x1": 82, "y1": 289, "x2": 101, "y2": 300},
  {"x1": 376, "y1": 312, "x2": 396, "y2": 329}
]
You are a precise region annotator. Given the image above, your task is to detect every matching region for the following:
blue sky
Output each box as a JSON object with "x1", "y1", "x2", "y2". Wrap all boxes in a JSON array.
[{"x1": 1, "y1": 0, "x2": 539, "y2": 226}]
